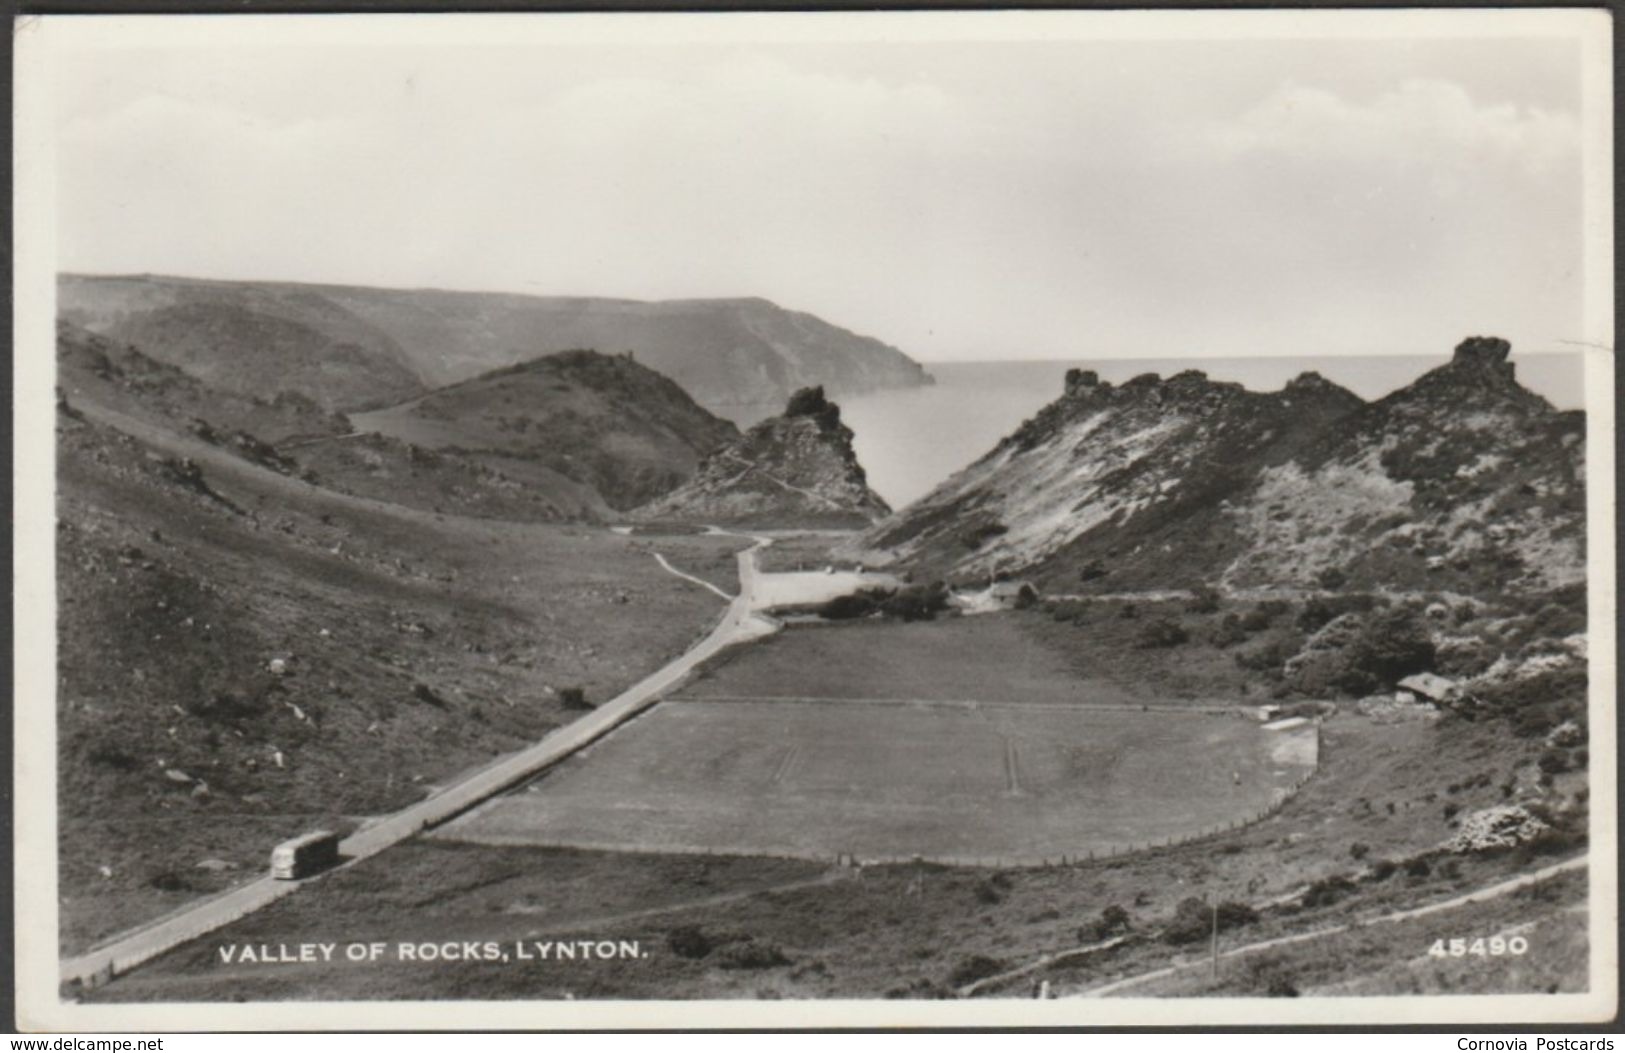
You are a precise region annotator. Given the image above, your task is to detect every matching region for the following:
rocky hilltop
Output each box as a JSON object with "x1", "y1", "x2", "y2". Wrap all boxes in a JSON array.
[
  {"x1": 59, "y1": 274, "x2": 932, "y2": 423},
  {"x1": 350, "y1": 350, "x2": 740, "y2": 513},
  {"x1": 637, "y1": 387, "x2": 890, "y2": 528},
  {"x1": 862, "y1": 337, "x2": 1584, "y2": 596}
]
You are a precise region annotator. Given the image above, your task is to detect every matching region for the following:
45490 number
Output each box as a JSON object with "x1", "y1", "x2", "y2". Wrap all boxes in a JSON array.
[{"x1": 1428, "y1": 936, "x2": 1529, "y2": 958}]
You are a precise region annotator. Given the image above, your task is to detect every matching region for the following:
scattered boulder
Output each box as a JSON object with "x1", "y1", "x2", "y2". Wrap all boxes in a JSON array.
[
  {"x1": 1546, "y1": 720, "x2": 1585, "y2": 748},
  {"x1": 1396, "y1": 672, "x2": 1459, "y2": 704},
  {"x1": 1443, "y1": 805, "x2": 1550, "y2": 854}
]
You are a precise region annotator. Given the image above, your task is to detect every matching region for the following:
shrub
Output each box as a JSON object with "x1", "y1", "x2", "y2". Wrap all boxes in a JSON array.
[
  {"x1": 1296, "y1": 609, "x2": 1436, "y2": 697},
  {"x1": 1349, "y1": 842, "x2": 1370, "y2": 861},
  {"x1": 1301, "y1": 875, "x2": 1356, "y2": 909},
  {"x1": 1163, "y1": 897, "x2": 1212, "y2": 945},
  {"x1": 1118, "y1": 602, "x2": 1139, "y2": 620},
  {"x1": 1538, "y1": 749, "x2": 1571, "y2": 776},
  {"x1": 961, "y1": 522, "x2": 1009, "y2": 551},
  {"x1": 1135, "y1": 618, "x2": 1188, "y2": 649},
  {"x1": 1405, "y1": 857, "x2": 1432, "y2": 880},
  {"x1": 880, "y1": 583, "x2": 951, "y2": 622},
  {"x1": 1187, "y1": 586, "x2": 1222, "y2": 614},
  {"x1": 948, "y1": 955, "x2": 1007, "y2": 987},
  {"x1": 1210, "y1": 614, "x2": 1248, "y2": 649},
  {"x1": 1240, "y1": 955, "x2": 1299, "y2": 997},
  {"x1": 558, "y1": 686, "x2": 592, "y2": 711},
  {"x1": 1093, "y1": 905, "x2": 1132, "y2": 940},
  {"x1": 1215, "y1": 901, "x2": 1258, "y2": 929},
  {"x1": 412, "y1": 682, "x2": 449, "y2": 710},
  {"x1": 1344, "y1": 609, "x2": 1436, "y2": 688},
  {"x1": 1267, "y1": 975, "x2": 1300, "y2": 998},
  {"x1": 1369, "y1": 859, "x2": 1398, "y2": 881},
  {"x1": 714, "y1": 939, "x2": 791, "y2": 970},
  {"x1": 1241, "y1": 600, "x2": 1289, "y2": 632},
  {"x1": 1296, "y1": 593, "x2": 1377, "y2": 633},
  {"x1": 1079, "y1": 561, "x2": 1109, "y2": 583},
  {"x1": 666, "y1": 926, "x2": 714, "y2": 959},
  {"x1": 1235, "y1": 639, "x2": 1295, "y2": 675},
  {"x1": 820, "y1": 590, "x2": 886, "y2": 620},
  {"x1": 972, "y1": 880, "x2": 1003, "y2": 905},
  {"x1": 1316, "y1": 567, "x2": 1349, "y2": 590}
]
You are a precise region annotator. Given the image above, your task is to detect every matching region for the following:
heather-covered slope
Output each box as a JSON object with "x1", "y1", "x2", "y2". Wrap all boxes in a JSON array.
[
  {"x1": 637, "y1": 387, "x2": 891, "y2": 528},
  {"x1": 1222, "y1": 337, "x2": 1585, "y2": 594},
  {"x1": 59, "y1": 274, "x2": 933, "y2": 422},
  {"x1": 862, "y1": 338, "x2": 1584, "y2": 597},
  {"x1": 350, "y1": 350, "x2": 740, "y2": 512},
  {"x1": 73, "y1": 295, "x2": 426, "y2": 413},
  {"x1": 55, "y1": 323, "x2": 606, "y2": 523}
]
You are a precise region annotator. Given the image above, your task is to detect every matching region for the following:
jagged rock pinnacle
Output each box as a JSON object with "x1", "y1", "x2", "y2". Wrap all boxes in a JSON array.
[
  {"x1": 1453, "y1": 336, "x2": 1512, "y2": 367},
  {"x1": 1064, "y1": 368, "x2": 1101, "y2": 396}
]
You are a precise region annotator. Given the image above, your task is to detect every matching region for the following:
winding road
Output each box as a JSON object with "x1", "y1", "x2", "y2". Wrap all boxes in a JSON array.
[{"x1": 61, "y1": 532, "x2": 778, "y2": 990}]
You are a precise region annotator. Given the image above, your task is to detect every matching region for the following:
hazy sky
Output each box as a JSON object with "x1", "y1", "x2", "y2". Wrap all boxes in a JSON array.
[{"x1": 48, "y1": 13, "x2": 1607, "y2": 363}]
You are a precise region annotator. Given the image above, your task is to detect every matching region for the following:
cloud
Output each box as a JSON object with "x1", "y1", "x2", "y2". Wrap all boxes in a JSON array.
[
  {"x1": 1209, "y1": 79, "x2": 1579, "y2": 180},
  {"x1": 50, "y1": 38, "x2": 1592, "y2": 363}
]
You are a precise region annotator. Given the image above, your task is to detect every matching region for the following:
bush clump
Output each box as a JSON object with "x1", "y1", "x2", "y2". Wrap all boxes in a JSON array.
[
  {"x1": 1187, "y1": 586, "x2": 1222, "y2": 614},
  {"x1": 1301, "y1": 874, "x2": 1357, "y2": 908},
  {"x1": 1078, "y1": 560, "x2": 1109, "y2": 583},
  {"x1": 880, "y1": 583, "x2": 951, "y2": 622},
  {"x1": 948, "y1": 955, "x2": 1007, "y2": 987},
  {"x1": 1291, "y1": 608, "x2": 1436, "y2": 697},
  {"x1": 961, "y1": 522, "x2": 1009, "y2": 551},
  {"x1": 819, "y1": 589, "x2": 889, "y2": 620},
  {"x1": 1092, "y1": 904, "x2": 1133, "y2": 941},
  {"x1": 1210, "y1": 613, "x2": 1248, "y2": 649},
  {"x1": 1163, "y1": 898, "x2": 1212, "y2": 944},
  {"x1": 666, "y1": 925, "x2": 715, "y2": 960},
  {"x1": 1240, "y1": 600, "x2": 1290, "y2": 632},
  {"x1": 1164, "y1": 898, "x2": 1255, "y2": 944},
  {"x1": 1135, "y1": 617, "x2": 1188, "y2": 649},
  {"x1": 714, "y1": 939, "x2": 791, "y2": 970},
  {"x1": 558, "y1": 686, "x2": 593, "y2": 711}
]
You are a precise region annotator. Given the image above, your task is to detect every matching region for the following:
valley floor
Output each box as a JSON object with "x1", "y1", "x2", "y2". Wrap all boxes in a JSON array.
[{"x1": 79, "y1": 604, "x2": 1590, "y2": 1003}]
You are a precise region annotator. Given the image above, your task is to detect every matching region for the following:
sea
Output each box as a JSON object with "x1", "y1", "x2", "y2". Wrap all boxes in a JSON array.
[{"x1": 840, "y1": 353, "x2": 1587, "y2": 510}]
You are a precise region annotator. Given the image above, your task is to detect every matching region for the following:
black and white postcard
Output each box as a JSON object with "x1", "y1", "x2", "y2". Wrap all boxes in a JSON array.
[{"x1": 12, "y1": 8, "x2": 1617, "y2": 1030}]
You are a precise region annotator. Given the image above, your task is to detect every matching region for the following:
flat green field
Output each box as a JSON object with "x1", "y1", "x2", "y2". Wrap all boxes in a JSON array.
[
  {"x1": 684, "y1": 615, "x2": 1133, "y2": 706},
  {"x1": 439, "y1": 699, "x2": 1316, "y2": 864}
]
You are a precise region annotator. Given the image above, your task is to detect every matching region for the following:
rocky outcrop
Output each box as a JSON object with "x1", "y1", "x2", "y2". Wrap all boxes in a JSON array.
[
  {"x1": 860, "y1": 337, "x2": 1584, "y2": 596},
  {"x1": 637, "y1": 387, "x2": 890, "y2": 528}
]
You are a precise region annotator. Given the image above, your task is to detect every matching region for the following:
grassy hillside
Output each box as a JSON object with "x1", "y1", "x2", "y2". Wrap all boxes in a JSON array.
[
  {"x1": 81, "y1": 297, "x2": 423, "y2": 413},
  {"x1": 350, "y1": 350, "x2": 739, "y2": 511},
  {"x1": 56, "y1": 400, "x2": 749, "y2": 954},
  {"x1": 56, "y1": 323, "x2": 609, "y2": 523},
  {"x1": 59, "y1": 273, "x2": 933, "y2": 422}
]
